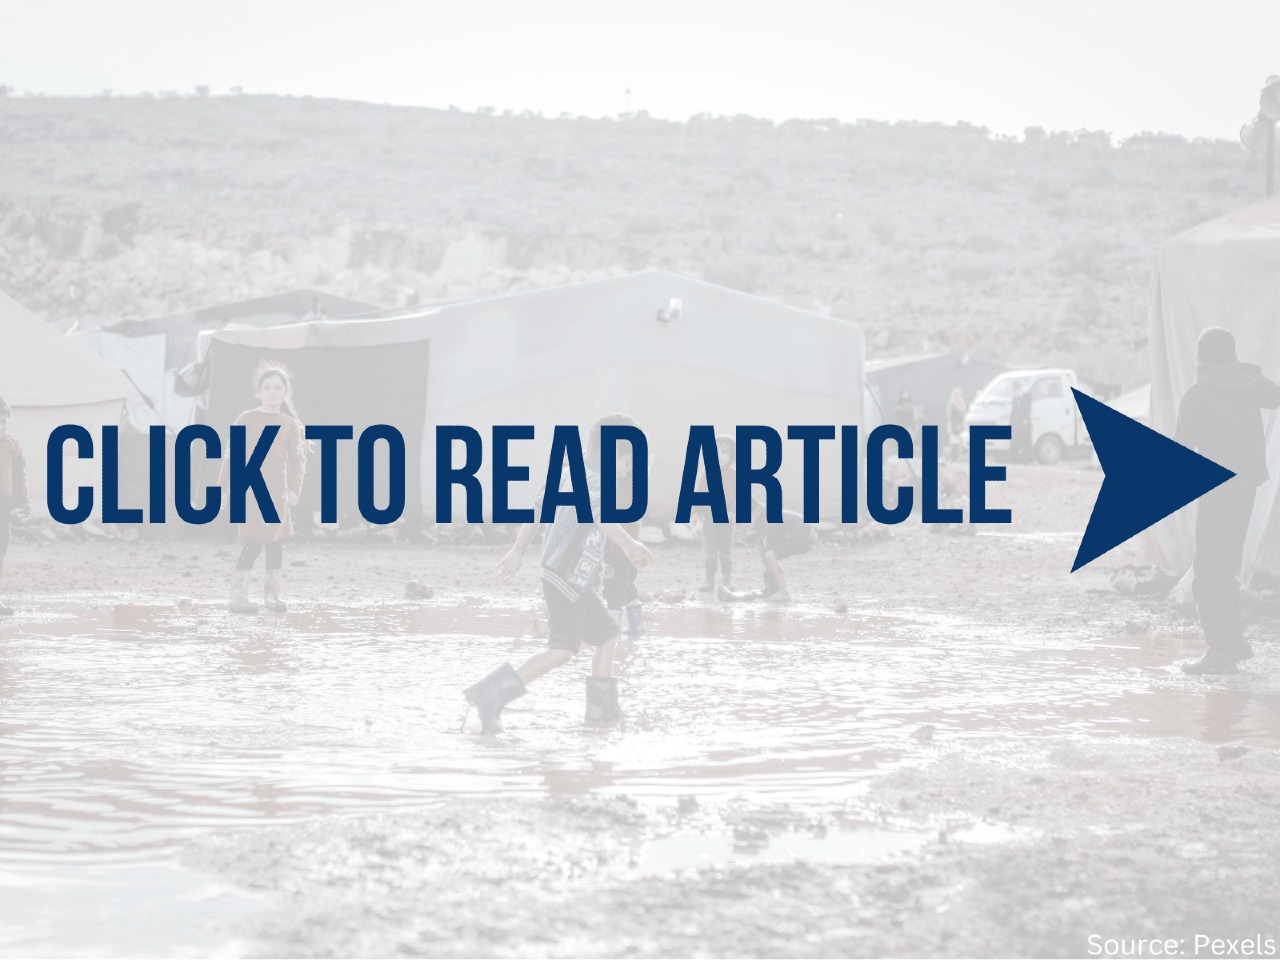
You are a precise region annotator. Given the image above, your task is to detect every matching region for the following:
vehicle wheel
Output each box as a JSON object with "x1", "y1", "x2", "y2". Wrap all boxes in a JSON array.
[{"x1": 1035, "y1": 433, "x2": 1065, "y2": 465}]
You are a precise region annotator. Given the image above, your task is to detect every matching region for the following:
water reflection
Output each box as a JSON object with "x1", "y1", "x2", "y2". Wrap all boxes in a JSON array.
[{"x1": 0, "y1": 599, "x2": 1276, "y2": 874}]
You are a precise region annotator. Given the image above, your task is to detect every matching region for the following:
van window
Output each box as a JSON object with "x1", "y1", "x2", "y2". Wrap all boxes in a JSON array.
[
  {"x1": 1031, "y1": 377, "x2": 1063, "y2": 400},
  {"x1": 977, "y1": 378, "x2": 1015, "y2": 403}
]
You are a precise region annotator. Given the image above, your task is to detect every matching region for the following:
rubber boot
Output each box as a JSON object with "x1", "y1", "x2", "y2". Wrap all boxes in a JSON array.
[
  {"x1": 1227, "y1": 637, "x2": 1255, "y2": 661},
  {"x1": 1181, "y1": 648, "x2": 1239, "y2": 675},
  {"x1": 758, "y1": 568, "x2": 780, "y2": 599},
  {"x1": 464, "y1": 663, "x2": 527, "y2": 735},
  {"x1": 623, "y1": 604, "x2": 645, "y2": 636},
  {"x1": 263, "y1": 569, "x2": 288, "y2": 613},
  {"x1": 228, "y1": 569, "x2": 259, "y2": 614},
  {"x1": 699, "y1": 560, "x2": 716, "y2": 592},
  {"x1": 585, "y1": 676, "x2": 623, "y2": 724}
]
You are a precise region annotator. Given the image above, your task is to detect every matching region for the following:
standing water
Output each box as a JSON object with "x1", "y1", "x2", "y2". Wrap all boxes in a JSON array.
[{"x1": 1, "y1": 598, "x2": 1278, "y2": 954}]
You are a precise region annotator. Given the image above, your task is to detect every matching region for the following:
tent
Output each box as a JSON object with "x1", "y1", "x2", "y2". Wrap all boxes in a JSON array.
[
  {"x1": 1109, "y1": 383, "x2": 1151, "y2": 425},
  {"x1": 103, "y1": 289, "x2": 379, "y2": 372},
  {"x1": 1146, "y1": 194, "x2": 1280, "y2": 583},
  {"x1": 203, "y1": 271, "x2": 865, "y2": 524},
  {"x1": 0, "y1": 289, "x2": 137, "y2": 518},
  {"x1": 864, "y1": 352, "x2": 1007, "y2": 430}
]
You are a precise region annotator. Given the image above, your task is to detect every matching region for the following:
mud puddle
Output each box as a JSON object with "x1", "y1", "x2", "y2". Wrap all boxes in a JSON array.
[{"x1": 1, "y1": 598, "x2": 1277, "y2": 955}]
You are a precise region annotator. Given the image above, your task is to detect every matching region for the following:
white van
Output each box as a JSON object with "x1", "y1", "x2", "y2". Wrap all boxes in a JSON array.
[{"x1": 965, "y1": 368, "x2": 1092, "y2": 464}]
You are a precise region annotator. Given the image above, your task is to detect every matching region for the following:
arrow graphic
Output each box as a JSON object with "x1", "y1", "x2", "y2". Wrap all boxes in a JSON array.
[{"x1": 1071, "y1": 388, "x2": 1235, "y2": 572}]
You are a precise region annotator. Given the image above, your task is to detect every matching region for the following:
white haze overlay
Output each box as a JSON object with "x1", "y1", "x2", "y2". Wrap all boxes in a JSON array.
[{"x1": 2, "y1": 0, "x2": 1279, "y2": 141}]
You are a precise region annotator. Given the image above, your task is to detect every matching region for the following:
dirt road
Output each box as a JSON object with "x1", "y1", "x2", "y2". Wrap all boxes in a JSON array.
[{"x1": 1, "y1": 463, "x2": 1278, "y2": 957}]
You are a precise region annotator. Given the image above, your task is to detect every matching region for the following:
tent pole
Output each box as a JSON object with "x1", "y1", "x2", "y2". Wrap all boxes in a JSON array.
[{"x1": 1269, "y1": 121, "x2": 1275, "y2": 198}]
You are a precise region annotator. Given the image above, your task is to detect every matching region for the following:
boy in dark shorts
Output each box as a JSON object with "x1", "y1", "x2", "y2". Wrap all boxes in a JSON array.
[
  {"x1": 748, "y1": 508, "x2": 816, "y2": 603},
  {"x1": 467, "y1": 414, "x2": 653, "y2": 734},
  {"x1": 0, "y1": 396, "x2": 31, "y2": 616},
  {"x1": 602, "y1": 521, "x2": 646, "y2": 636}
]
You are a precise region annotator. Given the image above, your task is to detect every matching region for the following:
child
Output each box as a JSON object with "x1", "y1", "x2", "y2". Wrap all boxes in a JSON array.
[
  {"x1": 696, "y1": 433, "x2": 736, "y2": 593},
  {"x1": 471, "y1": 413, "x2": 653, "y2": 734},
  {"x1": 219, "y1": 362, "x2": 307, "y2": 614},
  {"x1": 0, "y1": 396, "x2": 31, "y2": 616},
  {"x1": 602, "y1": 519, "x2": 645, "y2": 636},
  {"x1": 749, "y1": 507, "x2": 816, "y2": 603}
]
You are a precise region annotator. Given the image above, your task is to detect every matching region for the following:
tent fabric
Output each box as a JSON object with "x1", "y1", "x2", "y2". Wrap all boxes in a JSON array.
[
  {"x1": 8, "y1": 401, "x2": 127, "y2": 520},
  {"x1": 864, "y1": 352, "x2": 1007, "y2": 430},
  {"x1": 1, "y1": 289, "x2": 139, "y2": 518},
  {"x1": 72, "y1": 330, "x2": 197, "y2": 431},
  {"x1": 208, "y1": 271, "x2": 865, "y2": 522},
  {"x1": 107, "y1": 289, "x2": 380, "y2": 372},
  {"x1": 1145, "y1": 194, "x2": 1280, "y2": 579},
  {"x1": 0, "y1": 289, "x2": 136, "y2": 407},
  {"x1": 1109, "y1": 383, "x2": 1151, "y2": 424}
]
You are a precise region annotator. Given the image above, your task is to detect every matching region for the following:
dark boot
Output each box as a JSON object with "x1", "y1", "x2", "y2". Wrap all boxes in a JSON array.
[
  {"x1": 623, "y1": 604, "x2": 645, "y2": 636},
  {"x1": 721, "y1": 556, "x2": 734, "y2": 591},
  {"x1": 1181, "y1": 649, "x2": 1240, "y2": 675},
  {"x1": 228, "y1": 569, "x2": 259, "y2": 614},
  {"x1": 700, "y1": 561, "x2": 716, "y2": 592},
  {"x1": 262, "y1": 570, "x2": 288, "y2": 613},
  {"x1": 758, "y1": 568, "x2": 780, "y2": 599},
  {"x1": 1228, "y1": 637, "x2": 1255, "y2": 661},
  {"x1": 585, "y1": 676, "x2": 623, "y2": 724},
  {"x1": 464, "y1": 663, "x2": 526, "y2": 734}
]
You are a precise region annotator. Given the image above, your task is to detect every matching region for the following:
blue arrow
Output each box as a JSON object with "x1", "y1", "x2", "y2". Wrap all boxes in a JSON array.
[{"x1": 1071, "y1": 388, "x2": 1235, "y2": 572}]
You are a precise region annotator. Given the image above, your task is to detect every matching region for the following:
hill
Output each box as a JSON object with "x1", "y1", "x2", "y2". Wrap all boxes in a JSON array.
[{"x1": 0, "y1": 93, "x2": 1266, "y2": 387}]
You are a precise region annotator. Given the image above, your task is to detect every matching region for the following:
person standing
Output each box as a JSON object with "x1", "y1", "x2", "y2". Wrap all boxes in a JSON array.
[
  {"x1": 475, "y1": 414, "x2": 654, "y2": 734},
  {"x1": 947, "y1": 387, "x2": 968, "y2": 461},
  {"x1": 1010, "y1": 380, "x2": 1033, "y2": 463},
  {"x1": 219, "y1": 362, "x2": 307, "y2": 614},
  {"x1": 1175, "y1": 327, "x2": 1280, "y2": 674},
  {"x1": 0, "y1": 396, "x2": 31, "y2": 616},
  {"x1": 697, "y1": 433, "x2": 736, "y2": 594}
]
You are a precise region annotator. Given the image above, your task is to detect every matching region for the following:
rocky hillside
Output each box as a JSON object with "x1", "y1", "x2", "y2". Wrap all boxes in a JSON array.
[{"x1": 0, "y1": 93, "x2": 1266, "y2": 387}]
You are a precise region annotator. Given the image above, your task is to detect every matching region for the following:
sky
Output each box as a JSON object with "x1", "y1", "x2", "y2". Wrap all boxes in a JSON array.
[{"x1": 1, "y1": 0, "x2": 1278, "y2": 142}]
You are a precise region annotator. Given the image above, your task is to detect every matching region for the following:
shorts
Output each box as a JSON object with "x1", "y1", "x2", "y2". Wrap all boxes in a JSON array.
[
  {"x1": 543, "y1": 580, "x2": 621, "y2": 654},
  {"x1": 601, "y1": 539, "x2": 639, "y2": 609},
  {"x1": 762, "y1": 528, "x2": 816, "y2": 562}
]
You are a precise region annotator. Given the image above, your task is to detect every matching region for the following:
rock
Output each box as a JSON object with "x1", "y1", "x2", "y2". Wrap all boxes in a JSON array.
[
  {"x1": 833, "y1": 599, "x2": 848, "y2": 614},
  {"x1": 1217, "y1": 744, "x2": 1248, "y2": 761},
  {"x1": 677, "y1": 796, "x2": 699, "y2": 815},
  {"x1": 912, "y1": 724, "x2": 936, "y2": 743},
  {"x1": 406, "y1": 580, "x2": 434, "y2": 598},
  {"x1": 531, "y1": 617, "x2": 549, "y2": 638}
]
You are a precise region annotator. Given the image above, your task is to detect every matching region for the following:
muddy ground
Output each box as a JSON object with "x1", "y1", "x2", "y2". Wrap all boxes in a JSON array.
[{"x1": 2, "y1": 462, "x2": 1279, "y2": 957}]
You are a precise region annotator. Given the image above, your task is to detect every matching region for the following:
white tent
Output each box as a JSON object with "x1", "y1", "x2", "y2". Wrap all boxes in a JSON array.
[
  {"x1": 207, "y1": 271, "x2": 865, "y2": 522},
  {"x1": 1109, "y1": 383, "x2": 1150, "y2": 425},
  {"x1": 1145, "y1": 194, "x2": 1280, "y2": 583},
  {"x1": 0, "y1": 290, "x2": 137, "y2": 518}
]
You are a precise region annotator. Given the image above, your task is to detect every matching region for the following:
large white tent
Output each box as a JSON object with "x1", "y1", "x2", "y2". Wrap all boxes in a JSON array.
[
  {"x1": 206, "y1": 271, "x2": 865, "y2": 523},
  {"x1": 0, "y1": 289, "x2": 137, "y2": 518},
  {"x1": 1145, "y1": 194, "x2": 1280, "y2": 584}
]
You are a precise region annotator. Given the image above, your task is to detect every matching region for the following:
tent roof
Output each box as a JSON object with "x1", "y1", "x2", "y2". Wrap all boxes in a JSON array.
[
  {"x1": 1164, "y1": 192, "x2": 1280, "y2": 247},
  {"x1": 211, "y1": 271, "x2": 866, "y2": 405},
  {"x1": 0, "y1": 289, "x2": 136, "y2": 407}
]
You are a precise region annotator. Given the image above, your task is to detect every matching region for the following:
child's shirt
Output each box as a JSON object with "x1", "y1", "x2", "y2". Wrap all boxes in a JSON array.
[
  {"x1": 0, "y1": 434, "x2": 30, "y2": 508},
  {"x1": 538, "y1": 457, "x2": 605, "y2": 601}
]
